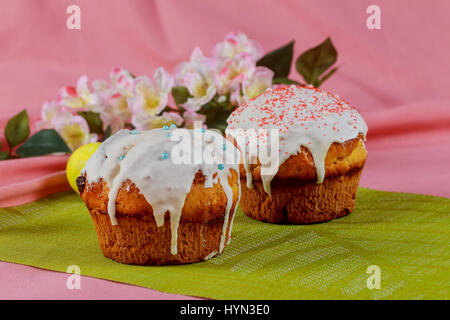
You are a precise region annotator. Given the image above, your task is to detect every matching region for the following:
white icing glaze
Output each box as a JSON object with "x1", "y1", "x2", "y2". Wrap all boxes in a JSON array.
[
  {"x1": 82, "y1": 128, "x2": 240, "y2": 255},
  {"x1": 226, "y1": 85, "x2": 368, "y2": 195}
]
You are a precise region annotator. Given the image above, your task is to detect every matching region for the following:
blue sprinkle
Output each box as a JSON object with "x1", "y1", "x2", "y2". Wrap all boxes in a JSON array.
[
  {"x1": 118, "y1": 155, "x2": 125, "y2": 160},
  {"x1": 170, "y1": 124, "x2": 177, "y2": 129},
  {"x1": 218, "y1": 164, "x2": 224, "y2": 170},
  {"x1": 166, "y1": 132, "x2": 172, "y2": 137},
  {"x1": 161, "y1": 152, "x2": 169, "y2": 160},
  {"x1": 130, "y1": 129, "x2": 138, "y2": 135},
  {"x1": 163, "y1": 125, "x2": 169, "y2": 130},
  {"x1": 201, "y1": 128, "x2": 206, "y2": 133},
  {"x1": 222, "y1": 144, "x2": 227, "y2": 151}
]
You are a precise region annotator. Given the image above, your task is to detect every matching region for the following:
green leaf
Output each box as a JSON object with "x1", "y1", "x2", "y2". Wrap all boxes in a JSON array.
[
  {"x1": 295, "y1": 37, "x2": 337, "y2": 86},
  {"x1": 172, "y1": 86, "x2": 191, "y2": 106},
  {"x1": 316, "y1": 67, "x2": 338, "y2": 87},
  {"x1": 78, "y1": 111, "x2": 103, "y2": 135},
  {"x1": 16, "y1": 129, "x2": 71, "y2": 158},
  {"x1": 102, "y1": 125, "x2": 112, "y2": 141},
  {"x1": 199, "y1": 103, "x2": 234, "y2": 134},
  {"x1": 257, "y1": 40, "x2": 294, "y2": 78},
  {"x1": 0, "y1": 152, "x2": 9, "y2": 161},
  {"x1": 159, "y1": 105, "x2": 179, "y2": 115},
  {"x1": 272, "y1": 77, "x2": 303, "y2": 86},
  {"x1": 5, "y1": 109, "x2": 30, "y2": 148}
]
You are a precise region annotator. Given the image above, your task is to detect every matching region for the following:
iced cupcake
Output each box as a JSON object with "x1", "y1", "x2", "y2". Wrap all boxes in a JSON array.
[
  {"x1": 226, "y1": 85, "x2": 367, "y2": 224},
  {"x1": 78, "y1": 127, "x2": 240, "y2": 265}
]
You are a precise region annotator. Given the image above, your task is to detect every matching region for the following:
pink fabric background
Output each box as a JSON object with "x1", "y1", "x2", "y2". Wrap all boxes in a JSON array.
[{"x1": 0, "y1": 0, "x2": 449, "y2": 299}]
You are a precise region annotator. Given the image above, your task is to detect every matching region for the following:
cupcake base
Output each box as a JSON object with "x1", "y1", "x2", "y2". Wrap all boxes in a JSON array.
[
  {"x1": 89, "y1": 209, "x2": 234, "y2": 265},
  {"x1": 240, "y1": 167, "x2": 363, "y2": 224}
]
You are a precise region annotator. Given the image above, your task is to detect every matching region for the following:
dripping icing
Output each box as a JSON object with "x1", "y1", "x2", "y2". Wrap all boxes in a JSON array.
[{"x1": 82, "y1": 128, "x2": 240, "y2": 255}]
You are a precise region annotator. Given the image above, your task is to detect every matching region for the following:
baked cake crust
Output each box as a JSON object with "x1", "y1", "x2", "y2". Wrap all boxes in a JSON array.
[
  {"x1": 239, "y1": 139, "x2": 366, "y2": 224},
  {"x1": 238, "y1": 135, "x2": 366, "y2": 182},
  {"x1": 79, "y1": 170, "x2": 240, "y2": 265}
]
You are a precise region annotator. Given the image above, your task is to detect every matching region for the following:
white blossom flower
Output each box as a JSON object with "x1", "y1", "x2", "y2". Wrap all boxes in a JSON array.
[
  {"x1": 161, "y1": 111, "x2": 184, "y2": 126},
  {"x1": 57, "y1": 76, "x2": 99, "y2": 110},
  {"x1": 174, "y1": 47, "x2": 206, "y2": 85},
  {"x1": 242, "y1": 67, "x2": 274, "y2": 100},
  {"x1": 94, "y1": 90, "x2": 130, "y2": 131},
  {"x1": 213, "y1": 32, "x2": 263, "y2": 62},
  {"x1": 229, "y1": 86, "x2": 244, "y2": 106},
  {"x1": 109, "y1": 67, "x2": 134, "y2": 92},
  {"x1": 182, "y1": 71, "x2": 217, "y2": 111},
  {"x1": 129, "y1": 67, "x2": 174, "y2": 127},
  {"x1": 51, "y1": 111, "x2": 97, "y2": 151},
  {"x1": 132, "y1": 111, "x2": 183, "y2": 130},
  {"x1": 92, "y1": 67, "x2": 136, "y2": 131},
  {"x1": 35, "y1": 101, "x2": 62, "y2": 131},
  {"x1": 214, "y1": 52, "x2": 256, "y2": 95},
  {"x1": 174, "y1": 48, "x2": 218, "y2": 111}
]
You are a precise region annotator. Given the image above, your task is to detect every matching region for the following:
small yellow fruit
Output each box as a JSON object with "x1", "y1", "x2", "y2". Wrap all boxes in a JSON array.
[{"x1": 66, "y1": 142, "x2": 101, "y2": 193}]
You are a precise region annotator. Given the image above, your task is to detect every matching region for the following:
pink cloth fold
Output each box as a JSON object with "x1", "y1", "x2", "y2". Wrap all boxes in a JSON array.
[
  {"x1": 0, "y1": 0, "x2": 449, "y2": 300},
  {"x1": 0, "y1": 170, "x2": 70, "y2": 207},
  {"x1": 0, "y1": 156, "x2": 71, "y2": 208},
  {"x1": 0, "y1": 156, "x2": 71, "y2": 207}
]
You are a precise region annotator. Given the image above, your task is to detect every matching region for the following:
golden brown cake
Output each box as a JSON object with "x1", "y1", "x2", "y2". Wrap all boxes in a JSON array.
[
  {"x1": 78, "y1": 128, "x2": 241, "y2": 265},
  {"x1": 226, "y1": 85, "x2": 368, "y2": 224}
]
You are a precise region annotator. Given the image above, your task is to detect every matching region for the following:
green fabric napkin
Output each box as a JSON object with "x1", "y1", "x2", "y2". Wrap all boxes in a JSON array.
[{"x1": 0, "y1": 188, "x2": 448, "y2": 299}]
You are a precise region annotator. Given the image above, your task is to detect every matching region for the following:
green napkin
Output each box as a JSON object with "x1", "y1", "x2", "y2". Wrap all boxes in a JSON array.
[{"x1": 0, "y1": 188, "x2": 448, "y2": 299}]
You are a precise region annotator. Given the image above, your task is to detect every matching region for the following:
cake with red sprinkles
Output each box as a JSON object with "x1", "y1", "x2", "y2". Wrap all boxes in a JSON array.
[{"x1": 226, "y1": 85, "x2": 368, "y2": 224}]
